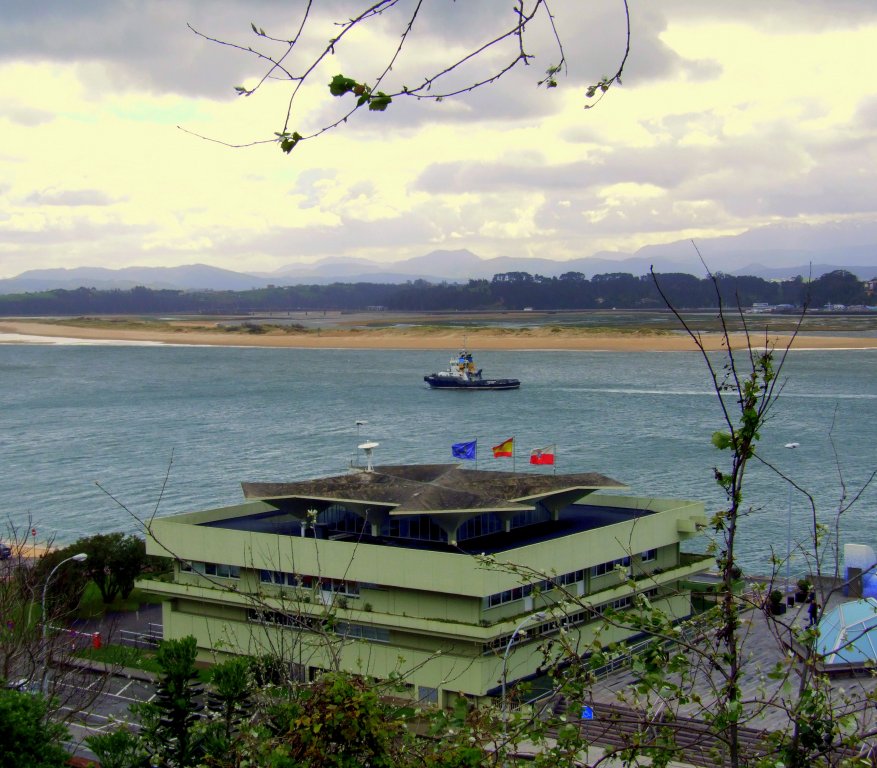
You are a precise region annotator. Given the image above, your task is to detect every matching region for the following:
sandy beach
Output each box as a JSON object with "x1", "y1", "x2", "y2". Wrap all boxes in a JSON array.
[{"x1": 1, "y1": 318, "x2": 876, "y2": 352}]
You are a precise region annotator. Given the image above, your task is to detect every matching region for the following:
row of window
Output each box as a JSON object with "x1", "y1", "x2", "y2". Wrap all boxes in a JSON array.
[
  {"x1": 485, "y1": 550, "x2": 660, "y2": 608},
  {"x1": 335, "y1": 621, "x2": 390, "y2": 643},
  {"x1": 247, "y1": 608, "x2": 319, "y2": 631},
  {"x1": 181, "y1": 560, "x2": 367, "y2": 598},
  {"x1": 486, "y1": 568, "x2": 593, "y2": 608},
  {"x1": 259, "y1": 570, "x2": 360, "y2": 597},
  {"x1": 591, "y1": 556, "x2": 632, "y2": 577},
  {"x1": 304, "y1": 504, "x2": 552, "y2": 545},
  {"x1": 182, "y1": 561, "x2": 240, "y2": 579},
  {"x1": 487, "y1": 584, "x2": 534, "y2": 608},
  {"x1": 482, "y1": 588, "x2": 660, "y2": 654},
  {"x1": 183, "y1": 550, "x2": 658, "y2": 613},
  {"x1": 247, "y1": 609, "x2": 388, "y2": 643}
]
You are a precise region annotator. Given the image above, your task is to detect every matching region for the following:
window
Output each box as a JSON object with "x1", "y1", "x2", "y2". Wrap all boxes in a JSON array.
[
  {"x1": 486, "y1": 584, "x2": 532, "y2": 608},
  {"x1": 508, "y1": 506, "x2": 551, "y2": 530},
  {"x1": 484, "y1": 567, "x2": 586, "y2": 609},
  {"x1": 382, "y1": 515, "x2": 447, "y2": 543},
  {"x1": 248, "y1": 609, "x2": 316, "y2": 630},
  {"x1": 555, "y1": 569, "x2": 586, "y2": 586},
  {"x1": 591, "y1": 557, "x2": 631, "y2": 577},
  {"x1": 317, "y1": 579, "x2": 360, "y2": 597},
  {"x1": 457, "y1": 513, "x2": 503, "y2": 541},
  {"x1": 260, "y1": 570, "x2": 288, "y2": 585},
  {"x1": 259, "y1": 571, "x2": 358, "y2": 597},
  {"x1": 190, "y1": 561, "x2": 239, "y2": 579},
  {"x1": 205, "y1": 562, "x2": 240, "y2": 579},
  {"x1": 335, "y1": 622, "x2": 390, "y2": 643},
  {"x1": 641, "y1": 549, "x2": 657, "y2": 562}
]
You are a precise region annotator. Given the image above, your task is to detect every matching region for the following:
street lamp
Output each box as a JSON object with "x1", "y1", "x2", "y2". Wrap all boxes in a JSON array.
[
  {"x1": 41, "y1": 552, "x2": 87, "y2": 695},
  {"x1": 784, "y1": 442, "x2": 800, "y2": 594},
  {"x1": 501, "y1": 611, "x2": 547, "y2": 742}
]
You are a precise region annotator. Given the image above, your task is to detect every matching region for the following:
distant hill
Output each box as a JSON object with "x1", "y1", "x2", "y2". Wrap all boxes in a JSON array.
[
  {"x1": 0, "y1": 264, "x2": 274, "y2": 294},
  {"x1": 1, "y1": 222, "x2": 874, "y2": 295},
  {"x1": 268, "y1": 247, "x2": 876, "y2": 285}
]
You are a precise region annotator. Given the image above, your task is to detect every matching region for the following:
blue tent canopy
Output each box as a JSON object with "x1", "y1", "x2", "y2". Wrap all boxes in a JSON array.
[{"x1": 816, "y1": 598, "x2": 877, "y2": 666}]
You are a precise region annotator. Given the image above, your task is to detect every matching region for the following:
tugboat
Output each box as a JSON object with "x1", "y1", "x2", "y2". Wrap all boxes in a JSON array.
[{"x1": 424, "y1": 348, "x2": 520, "y2": 390}]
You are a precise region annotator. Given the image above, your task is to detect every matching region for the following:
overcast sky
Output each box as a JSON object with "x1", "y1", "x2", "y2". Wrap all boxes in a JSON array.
[{"x1": 2, "y1": 1, "x2": 876, "y2": 278}]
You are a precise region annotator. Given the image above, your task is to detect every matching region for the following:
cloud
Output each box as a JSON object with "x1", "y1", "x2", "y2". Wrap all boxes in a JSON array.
[
  {"x1": 24, "y1": 188, "x2": 120, "y2": 206},
  {"x1": 1, "y1": 1, "x2": 876, "y2": 279}
]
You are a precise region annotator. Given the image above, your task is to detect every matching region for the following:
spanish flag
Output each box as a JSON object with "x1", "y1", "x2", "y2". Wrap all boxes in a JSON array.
[{"x1": 492, "y1": 437, "x2": 514, "y2": 458}]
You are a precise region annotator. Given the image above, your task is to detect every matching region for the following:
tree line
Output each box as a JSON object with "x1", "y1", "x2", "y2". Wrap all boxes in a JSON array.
[{"x1": 0, "y1": 269, "x2": 871, "y2": 316}]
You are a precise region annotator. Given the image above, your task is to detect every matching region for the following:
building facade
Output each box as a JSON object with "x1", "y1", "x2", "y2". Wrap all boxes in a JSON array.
[{"x1": 138, "y1": 464, "x2": 711, "y2": 707}]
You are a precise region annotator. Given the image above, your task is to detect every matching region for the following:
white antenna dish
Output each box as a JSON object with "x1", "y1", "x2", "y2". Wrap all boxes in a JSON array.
[{"x1": 357, "y1": 441, "x2": 380, "y2": 472}]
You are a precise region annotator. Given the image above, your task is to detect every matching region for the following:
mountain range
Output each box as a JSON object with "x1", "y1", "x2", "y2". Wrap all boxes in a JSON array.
[{"x1": 3, "y1": 226, "x2": 875, "y2": 294}]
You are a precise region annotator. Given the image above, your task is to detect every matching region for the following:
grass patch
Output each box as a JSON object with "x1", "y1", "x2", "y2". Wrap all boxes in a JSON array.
[
  {"x1": 75, "y1": 643, "x2": 213, "y2": 682},
  {"x1": 75, "y1": 584, "x2": 166, "y2": 620},
  {"x1": 77, "y1": 643, "x2": 162, "y2": 674},
  {"x1": 39, "y1": 317, "x2": 177, "y2": 332}
]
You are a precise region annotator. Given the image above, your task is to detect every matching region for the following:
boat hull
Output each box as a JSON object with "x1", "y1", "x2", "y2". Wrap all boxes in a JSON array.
[{"x1": 424, "y1": 375, "x2": 520, "y2": 390}]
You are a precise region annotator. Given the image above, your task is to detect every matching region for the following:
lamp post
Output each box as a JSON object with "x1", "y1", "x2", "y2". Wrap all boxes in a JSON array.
[
  {"x1": 784, "y1": 442, "x2": 799, "y2": 593},
  {"x1": 41, "y1": 552, "x2": 87, "y2": 695},
  {"x1": 501, "y1": 611, "x2": 547, "y2": 743}
]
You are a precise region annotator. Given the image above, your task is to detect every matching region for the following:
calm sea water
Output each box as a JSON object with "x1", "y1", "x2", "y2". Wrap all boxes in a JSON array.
[{"x1": 1, "y1": 341, "x2": 875, "y2": 573}]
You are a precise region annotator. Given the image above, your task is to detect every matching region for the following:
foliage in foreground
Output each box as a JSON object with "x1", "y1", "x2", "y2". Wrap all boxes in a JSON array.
[
  {"x1": 87, "y1": 638, "x2": 489, "y2": 768},
  {"x1": 0, "y1": 686, "x2": 70, "y2": 768}
]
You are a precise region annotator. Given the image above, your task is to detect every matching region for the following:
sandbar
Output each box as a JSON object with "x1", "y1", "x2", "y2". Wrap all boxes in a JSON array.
[{"x1": 1, "y1": 318, "x2": 875, "y2": 352}]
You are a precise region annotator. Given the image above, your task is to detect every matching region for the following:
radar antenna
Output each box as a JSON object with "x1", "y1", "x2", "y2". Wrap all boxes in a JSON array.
[{"x1": 358, "y1": 441, "x2": 379, "y2": 472}]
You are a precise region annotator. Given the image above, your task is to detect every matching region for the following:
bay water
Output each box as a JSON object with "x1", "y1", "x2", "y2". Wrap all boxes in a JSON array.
[{"x1": 1, "y1": 341, "x2": 875, "y2": 574}]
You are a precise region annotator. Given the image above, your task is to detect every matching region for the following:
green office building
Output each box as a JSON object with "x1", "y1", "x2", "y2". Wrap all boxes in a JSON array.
[{"x1": 139, "y1": 463, "x2": 711, "y2": 707}]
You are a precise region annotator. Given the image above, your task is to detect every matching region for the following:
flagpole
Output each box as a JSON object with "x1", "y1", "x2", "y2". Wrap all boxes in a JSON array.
[
  {"x1": 512, "y1": 436, "x2": 516, "y2": 474},
  {"x1": 475, "y1": 437, "x2": 478, "y2": 470}
]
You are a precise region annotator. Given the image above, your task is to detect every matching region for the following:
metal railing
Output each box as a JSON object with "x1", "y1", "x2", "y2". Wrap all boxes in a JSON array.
[{"x1": 119, "y1": 622, "x2": 163, "y2": 648}]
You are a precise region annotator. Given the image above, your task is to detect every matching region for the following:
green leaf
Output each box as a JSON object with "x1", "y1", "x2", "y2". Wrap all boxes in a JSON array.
[
  {"x1": 711, "y1": 431, "x2": 732, "y2": 450},
  {"x1": 368, "y1": 93, "x2": 392, "y2": 111},
  {"x1": 329, "y1": 74, "x2": 358, "y2": 97},
  {"x1": 279, "y1": 131, "x2": 303, "y2": 154}
]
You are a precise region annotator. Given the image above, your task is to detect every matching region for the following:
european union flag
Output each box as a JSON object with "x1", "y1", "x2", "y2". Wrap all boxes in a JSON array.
[{"x1": 452, "y1": 440, "x2": 477, "y2": 461}]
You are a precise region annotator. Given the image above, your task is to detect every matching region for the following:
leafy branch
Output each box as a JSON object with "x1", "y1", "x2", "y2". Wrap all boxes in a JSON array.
[{"x1": 180, "y1": 0, "x2": 630, "y2": 154}]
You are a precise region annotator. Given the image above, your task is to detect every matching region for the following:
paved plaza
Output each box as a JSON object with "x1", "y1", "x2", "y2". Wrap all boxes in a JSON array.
[{"x1": 588, "y1": 580, "x2": 877, "y2": 744}]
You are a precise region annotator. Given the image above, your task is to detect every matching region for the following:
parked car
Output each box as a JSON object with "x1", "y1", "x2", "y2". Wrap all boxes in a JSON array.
[
  {"x1": 0, "y1": 541, "x2": 12, "y2": 560},
  {"x1": 6, "y1": 677, "x2": 41, "y2": 694}
]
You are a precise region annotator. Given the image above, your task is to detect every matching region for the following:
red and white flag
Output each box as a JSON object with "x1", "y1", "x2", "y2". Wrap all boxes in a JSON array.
[{"x1": 529, "y1": 445, "x2": 555, "y2": 465}]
